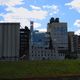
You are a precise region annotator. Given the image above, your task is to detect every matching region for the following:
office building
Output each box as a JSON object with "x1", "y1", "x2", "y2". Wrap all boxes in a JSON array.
[{"x1": 47, "y1": 17, "x2": 68, "y2": 53}]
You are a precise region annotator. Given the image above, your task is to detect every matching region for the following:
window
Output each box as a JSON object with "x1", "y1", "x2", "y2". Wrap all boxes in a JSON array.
[
  {"x1": 41, "y1": 51, "x2": 43, "y2": 53},
  {"x1": 32, "y1": 46, "x2": 33, "y2": 49},
  {"x1": 59, "y1": 54, "x2": 60, "y2": 56},
  {"x1": 61, "y1": 54, "x2": 62, "y2": 56},
  {"x1": 38, "y1": 51, "x2": 40, "y2": 53},
  {"x1": 41, "y1": 53, "x2": 43, "y2": 56},
  {"x1": 45, "y1": 53, "x2": 46, "y2": 56},
  {"x1": 35, "y1": 54, "x2": 37, "y2": 56},
  {"x1": 45, "y1": 47, "x2": 48, "y2": 49},
  {"x1": 51, "y1": 54, "x2": 53, "y2": 56}
]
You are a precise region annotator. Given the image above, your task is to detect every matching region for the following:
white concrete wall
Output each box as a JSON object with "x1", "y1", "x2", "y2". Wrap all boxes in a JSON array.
[{"x1": 29, "y1": 46, "x2": 65, "y2": 60}]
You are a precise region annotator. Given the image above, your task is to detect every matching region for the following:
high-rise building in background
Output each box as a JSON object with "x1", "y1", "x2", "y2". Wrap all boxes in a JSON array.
[
  {"x1": 30, "y1": 31, "x2": 53, "y2": 60},
  {"x1": 47, "y1": 17, "x2": 68, "y2": 54},
  {"x1": 29, "y1": 19, "x2": 65, "y2": 60},
  {"x1": 30, "y1": 21, "x2": 34, "y2": 32},
  {"x1": 0, "y1": 23, "x2": 20, "y2": 61},
  {"x1": 20, "y1": 26, "x2": 30, "y2": 60}
]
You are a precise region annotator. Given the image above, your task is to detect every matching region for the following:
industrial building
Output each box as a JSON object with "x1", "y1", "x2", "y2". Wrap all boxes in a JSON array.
[
  {"x1": 0, "y1": 23, "x2": 20, "y2": 61},
  {"x1": 1, "y1": 18, "x2": 80, "y2": 60},
  {"x1": 20, "y1": 26, "x2": 30, "y2": 60}
]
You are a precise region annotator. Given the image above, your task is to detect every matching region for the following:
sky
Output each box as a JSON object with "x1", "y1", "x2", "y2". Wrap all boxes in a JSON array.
[{"x1": 0, "y1": 0, "x2": 80, "y2": 35}]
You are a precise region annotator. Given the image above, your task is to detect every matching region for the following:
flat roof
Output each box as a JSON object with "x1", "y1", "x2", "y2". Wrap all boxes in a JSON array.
[{"x1": 0, "y1": 22, "x2": 20, "y2": 24}]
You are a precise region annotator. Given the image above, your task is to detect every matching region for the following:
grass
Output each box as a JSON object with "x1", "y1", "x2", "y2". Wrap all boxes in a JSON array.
[{"x1": 0, "y1": 60, "x2": 80, "y2": 79}]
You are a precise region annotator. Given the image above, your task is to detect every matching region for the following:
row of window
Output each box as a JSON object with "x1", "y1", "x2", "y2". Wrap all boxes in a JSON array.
[
  {"x1": 31, "y1": 54, "x2": 55, "y2": 57},
  {"x1": 31, "y1": 53, "x2": 64, "y2": 57},
  {"x1": 32, "y1": 50, "x2": 51, "y2": 54},
  {"x1": 32, "y1": 47, "x2": 50, "y2": 50}
]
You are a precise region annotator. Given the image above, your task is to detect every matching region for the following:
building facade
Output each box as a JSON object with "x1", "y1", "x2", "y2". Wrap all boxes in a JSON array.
[
  {"x1": 0, "y1": 23, "x2": 20, "y2": 61},
  {"x1": 29, "y1": 31, "x2": 64, "y2": 60},
  {"x1": 20, "y1": 26, "x2": 30, "y2": 60},
  {"x1": 29, "y1": 20, "x2": 65, "y2": 60},
  {"x1": 73, "y1": 35, "x2": 80, "y2": 52},
  {"x1": 29, "y1": 47, "x2": 64, "y2": 60},
  {"x1": 47, "y1": 17, "x2": 68, "y2": 53},
  {"x1": 68, "y1": 32, "x2": 75, "y2": 52}
]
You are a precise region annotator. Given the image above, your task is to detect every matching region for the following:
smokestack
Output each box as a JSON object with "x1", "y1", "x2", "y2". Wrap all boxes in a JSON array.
[
  {"x1": 54, "y1": 18, "x2": 59, "y2": 22},
  {"x1": 30, "y1": 21, "x2": 34, "y2": 32},
  {"x1": 50, "y1": 17, "x2": 54, "y2": 24}
]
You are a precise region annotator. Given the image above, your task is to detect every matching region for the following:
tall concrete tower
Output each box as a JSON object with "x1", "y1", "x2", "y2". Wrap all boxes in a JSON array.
[
  {"x1": 30, "y1": 21, "x2": 34, "y2": 44},
  {"x1": 0, "y1": 23, "x2": 20, "y2": 61},
  {"x1": 30, "y1": 21, "x2": 34, "y2": 32}
]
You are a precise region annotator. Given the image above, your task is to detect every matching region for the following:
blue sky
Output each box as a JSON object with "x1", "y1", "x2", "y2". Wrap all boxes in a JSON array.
[{"x1": 0, "y1": 0, "x2": 80, "y2": 34}]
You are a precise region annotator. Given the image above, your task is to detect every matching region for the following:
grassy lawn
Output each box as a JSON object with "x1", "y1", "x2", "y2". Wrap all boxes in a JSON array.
[{"x1": 0, "y1": 60, "x2": 80, "y2": 79}]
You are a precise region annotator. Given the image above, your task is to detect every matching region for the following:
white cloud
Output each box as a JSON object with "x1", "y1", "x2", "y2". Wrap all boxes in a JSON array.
[
  {"x1": 5, "y1": 7, "x2": 48, "y2": 20},
  {"x1": 0, "y1": 0, "x2": 24, "y2": 6},
  {"x1": 49, "y1": 13, "x2": 53, "y2": 16},
  {"x1": 30, "y1": 10, "x2": 47, "y2": 20},
  {"x1": 74, "y1": 19, "x2": 80, "y2": 27},
  {"x1": 0, "y1": 7, "x2": 48, "y2": 28},
  {"x1": 43, "y1": 5, "x2": 59, "y2": 14},
  {"x1": 38, "y1": 28, "x2": 47, "y2": 32},
  {"x1": 0, "y1": 13, "x2": 3, "y2": 16},
  {"x1": 74, "y1": 19, "x2": 80, "y2": 35},
  {"x1": 75, "y1": 30, "x2": 80, "y2": 35},
  {"x1": 65, "y1": 0, "x2": 80, "y2": 13},
  {"x1": 30, "y1": 5, "x2": 41, "y2": 10},
  {"x1": 34, "y1": 22, "x2": 41, "y2": 29}
]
